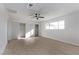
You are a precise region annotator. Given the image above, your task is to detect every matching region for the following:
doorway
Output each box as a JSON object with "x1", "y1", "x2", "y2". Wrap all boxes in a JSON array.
[{"x1": 35, "y1": 24, "x2": 39, "y2": 37}]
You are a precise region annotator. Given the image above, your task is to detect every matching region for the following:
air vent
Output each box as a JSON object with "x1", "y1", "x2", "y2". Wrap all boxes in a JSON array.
[{"x1": 7, "y1": 8, "x2": 17, "y2": 13}]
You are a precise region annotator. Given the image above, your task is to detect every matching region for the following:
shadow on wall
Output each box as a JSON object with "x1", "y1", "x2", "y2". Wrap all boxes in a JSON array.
[{"x1": 45, "y1": 20, "x2": 65, "y2": 30}]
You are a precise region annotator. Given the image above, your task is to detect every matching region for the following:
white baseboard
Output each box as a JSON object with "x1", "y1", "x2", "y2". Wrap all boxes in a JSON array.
[{"x1": 41, "y1": 34, "x2": 79, "y2": 47}]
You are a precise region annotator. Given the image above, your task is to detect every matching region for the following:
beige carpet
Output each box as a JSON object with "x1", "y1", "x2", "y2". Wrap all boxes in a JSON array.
[{"x1": 3, "y1": 37, "x2": 79, "y2": 55}]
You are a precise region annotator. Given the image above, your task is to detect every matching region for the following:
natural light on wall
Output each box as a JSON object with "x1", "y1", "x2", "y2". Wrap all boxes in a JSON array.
[
  {"x1": 45, "y1": 20, "x2": 65, "y2": 30},
  {"x1": 25, "y1": 29, "x2": 34, "y2": 38},
  {"x1": 18, "y1": 29, "x2": 34, "y2": 39}
]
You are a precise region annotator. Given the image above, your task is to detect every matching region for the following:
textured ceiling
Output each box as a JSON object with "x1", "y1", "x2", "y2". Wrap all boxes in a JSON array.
[{"x1": 4, "y1": 3, "x2": 79, "y2": 23}]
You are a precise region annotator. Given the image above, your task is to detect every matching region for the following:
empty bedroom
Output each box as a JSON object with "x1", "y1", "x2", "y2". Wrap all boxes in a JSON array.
[{"x1": 0, "y1": 3, "x2": 79, "y2": 55}]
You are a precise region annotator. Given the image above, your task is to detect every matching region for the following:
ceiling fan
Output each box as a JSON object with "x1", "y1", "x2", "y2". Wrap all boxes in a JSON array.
[
  {"x1": 33, "y1": 13, "x2": 44, "y2": 20},
  {"x1": 28, "y1": 3, "x2": 45, "y2": 20}
]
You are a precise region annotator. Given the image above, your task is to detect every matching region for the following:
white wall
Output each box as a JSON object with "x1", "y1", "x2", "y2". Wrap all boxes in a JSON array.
[
  {"x1": 11, "y1": 21, "x2": 20, "y2": 39},
  {"x1": 40, "y1": 11, "x2": 79, "y2": 46},
  {"x1": 7, "y1": 20, "x2": 38, "y2": 40},
  {"x1": 7, "y1": 20, "x2": 41, "y2": 40},
  {"x1": 7, "y1": 20, "x2": 12, "y2": 40},
  {"x1": 0, "y1": 4, "x2": 8, "y2": 54},
  {"x1": 7, "y1": 20, "x2": 20, "y2": 40}
]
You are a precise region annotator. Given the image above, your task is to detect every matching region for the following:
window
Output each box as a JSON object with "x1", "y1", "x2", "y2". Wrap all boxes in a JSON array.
[
  {"x1": 45, "y1": 23, "x2": 50, "y2": 29},
  {"x1": 50, "y1": 22, "x2": 58, "y2": 29},
  {"x1": 58, "y1": 21, "x2": 64, "y2": 29},
  {"x1": 45, "y1": 20, "x2": 64, "y2": 30}
]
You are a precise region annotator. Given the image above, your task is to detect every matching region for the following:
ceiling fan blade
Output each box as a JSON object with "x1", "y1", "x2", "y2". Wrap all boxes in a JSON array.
[{"x1": 39, "y1": 17, "x2": 44, "y2": 18}]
